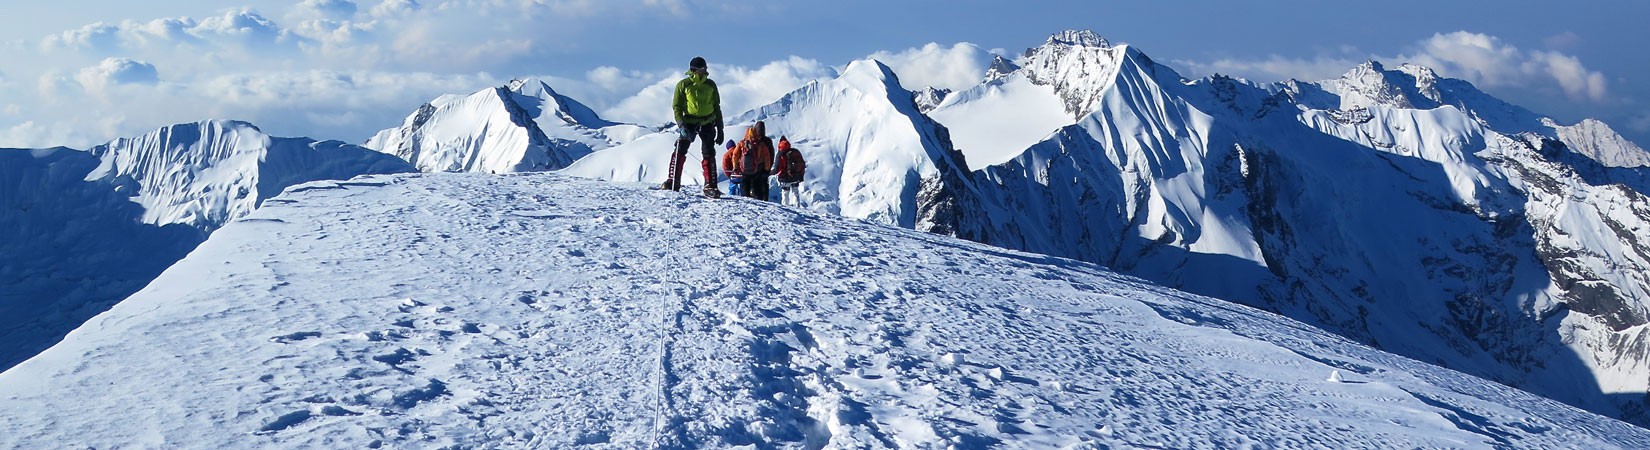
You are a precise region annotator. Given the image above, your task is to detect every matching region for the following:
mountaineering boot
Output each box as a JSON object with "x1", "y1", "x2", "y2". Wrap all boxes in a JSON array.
[
  {"x1": 700, "y1": 159, "x2": 721, "y2": 198},
  {"x1": 662, "y1": 149, "x2": 688, "y2": 191}
]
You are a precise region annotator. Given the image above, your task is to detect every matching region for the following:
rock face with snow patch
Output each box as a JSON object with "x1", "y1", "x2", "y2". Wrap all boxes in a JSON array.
[
  {"x1": 931, "y1": 30, "x2": 1650, "y2": 427},
  {"x1": 365, "y1": 78, "x2": 637, "y2": 173},
  {"x1": 2, "y1": 173, "x2": 1647, "y2": 449},
  {"x1": 0, "y1": 120, "x2": 413, "y2": 371}
]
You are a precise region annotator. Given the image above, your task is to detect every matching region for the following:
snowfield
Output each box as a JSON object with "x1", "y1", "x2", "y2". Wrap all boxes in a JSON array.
[{"x1": 2, "y1": 173, "x2": 1645, "y2": 449}]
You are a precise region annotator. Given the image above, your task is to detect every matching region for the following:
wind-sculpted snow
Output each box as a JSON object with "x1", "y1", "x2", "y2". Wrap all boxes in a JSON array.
[
  {"x1": 0, "y1": 121, "x2": 412, "y2": 372},
  {"x1": 2, "y1": 173, "x2": 1646, "y2": 449}
]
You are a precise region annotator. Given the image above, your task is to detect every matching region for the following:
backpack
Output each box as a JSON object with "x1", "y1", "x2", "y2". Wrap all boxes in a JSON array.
[
  {"x1": 778, "y1": 148, "x2": 806, "y2": 183},
  {"x1": 740, "y1": 139, "x2": 766, "y2": 175}
]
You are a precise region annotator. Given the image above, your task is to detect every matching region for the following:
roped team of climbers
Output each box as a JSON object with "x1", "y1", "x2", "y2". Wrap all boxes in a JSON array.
[{"x1": 665, "y1": 56, "x2": 806, "y2": 205}]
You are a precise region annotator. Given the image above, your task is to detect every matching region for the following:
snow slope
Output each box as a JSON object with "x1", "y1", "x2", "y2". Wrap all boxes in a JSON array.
[
  {"x1": 2, "y1": 172, "x2": 1646, "y2": 449},
  {"x1": 365, "y1": 78, "x2": 642, "y2": 173},
  {"x1": 0, "y1": 120, "x2": 413, "y2": 372},
  {"x1": 565, "y1": 60, "x2": 981, "y2": 234}
]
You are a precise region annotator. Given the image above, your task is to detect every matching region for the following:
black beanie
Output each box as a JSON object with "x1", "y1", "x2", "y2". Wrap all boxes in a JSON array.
[{"x1": 690, "y1": 56, "x2": 707, "y2": 69}]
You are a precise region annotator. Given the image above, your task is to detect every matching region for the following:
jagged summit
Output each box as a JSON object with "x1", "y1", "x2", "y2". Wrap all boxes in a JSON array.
[
  {"x1": 1017, "y1": 34, "x2": 1135, "y2": 120},
  {"x1": 983, "y1": 55, "x2": 1021, "y2": 82},
  {"x1": 1041, "y1": 29, "x2": 1110, "y2": 49},
  {"x1": 912, "y1": 86, "x2": 951, "y2": 113},
  {"x1": 1322, "y1": 60, "x2": 1444, "y2": 110}
]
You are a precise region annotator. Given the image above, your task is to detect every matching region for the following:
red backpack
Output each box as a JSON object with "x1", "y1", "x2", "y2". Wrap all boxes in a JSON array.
[{"x1": 776, "y1": 146, "x2": 806, "y2": 183}]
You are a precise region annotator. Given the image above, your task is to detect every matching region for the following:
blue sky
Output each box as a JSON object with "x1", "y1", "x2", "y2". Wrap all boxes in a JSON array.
[{"x1": 4, "y1": 0, "x2": 1647, "y2": 148}]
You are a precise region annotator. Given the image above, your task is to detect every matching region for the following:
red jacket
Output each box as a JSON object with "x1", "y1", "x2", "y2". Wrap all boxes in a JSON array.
[{"x1": 773, "y1": 137, "x2": 806, "y2": 182}]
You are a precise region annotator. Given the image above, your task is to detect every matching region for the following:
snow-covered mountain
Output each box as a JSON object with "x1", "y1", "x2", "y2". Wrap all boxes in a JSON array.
[
  {"x1": 4, "y1": 172, "x2": 1647, "y2": 448},
  {"x1": 0, "y1": 120, "x2": 413, "y2": 371},
  {"x1": 563, "y1": 60, "x2": 984, "y2": 234},
  {"x1": 364, "y1": 78, "x2": 649, "y2": 173},
  {"x1": 929, "y1": 30, "x2": 1650, "y2": 426}
]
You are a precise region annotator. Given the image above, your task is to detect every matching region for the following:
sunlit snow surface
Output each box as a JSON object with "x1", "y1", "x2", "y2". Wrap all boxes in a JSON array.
[{"x1": 2, "y1": 173, "x2": 1644, "y2": 449}]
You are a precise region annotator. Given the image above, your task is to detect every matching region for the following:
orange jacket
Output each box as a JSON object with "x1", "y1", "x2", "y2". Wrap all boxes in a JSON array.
[
  {"x1": 736, "y1": 126, "x2": 774, "y2": 175},
  {"x1": 721, "y1": 143, "x2": 743, "y2": 178}
]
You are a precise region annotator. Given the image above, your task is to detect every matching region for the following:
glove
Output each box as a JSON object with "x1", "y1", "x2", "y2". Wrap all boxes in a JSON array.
[
  {"x1": 677, "y1": 124, "x2": 691, "y2": 138},
  {"x1": 713, "y1": 129, "x2": 724, "y2": 143}
]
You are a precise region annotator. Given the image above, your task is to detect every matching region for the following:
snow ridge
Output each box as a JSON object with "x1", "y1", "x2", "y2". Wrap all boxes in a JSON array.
[{"x1": 3, "y1": 173, "x2": 1647, "y2": 449}]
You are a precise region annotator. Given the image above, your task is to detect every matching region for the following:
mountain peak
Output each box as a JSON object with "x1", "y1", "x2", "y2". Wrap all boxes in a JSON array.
[
  {"x1": 1043, "y1": 29, "x2": 1110, "y2": 49},
  {"x1": 843, "y1": 58, "x2": 901, "y2": 84},
  {"x1": 1328, "y1": 60, "x2": 1440, "y2": 110},
  {"x1": 983, "y1": 55, "x2": 1021, "y2": 83},
  {"x1": 1016, "y1": 32, "x2": 1132, "y2": 120},
  {"x1": 507, "y1": 77, "x2": 556, "y2": 98}
]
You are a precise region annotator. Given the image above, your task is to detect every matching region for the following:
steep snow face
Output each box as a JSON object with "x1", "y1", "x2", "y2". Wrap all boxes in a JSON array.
[
  {"x1": 1017, "y1": 30, "x2": 1128, "y2": 121},
  {"x1": 0, "y1": 121, "x2": 413, "y2": 372},
  {"x1": 971, "y1": 46, "x2": 1268, "y2": 304},
  {"x1": 365, "y1": 78, "x2": 626, "y2": 173},
  {"x1": 3, "y1": 173, "x2": 1647, "y2": 449},
  {"x1": 566, "y1": 60, "x2": 979, "y2": 232},
  {"x1": 1553, "y1": 118, "x2": 1650, "y2": 168}
]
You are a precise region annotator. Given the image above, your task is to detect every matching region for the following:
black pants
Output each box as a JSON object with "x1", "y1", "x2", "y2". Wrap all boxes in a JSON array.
[
  {"x1": 671, "y1": 122, "x2": 719, "y2": 188},
  {"x1": 741, "y1": 171, "x2": 771, "y2": 201}
]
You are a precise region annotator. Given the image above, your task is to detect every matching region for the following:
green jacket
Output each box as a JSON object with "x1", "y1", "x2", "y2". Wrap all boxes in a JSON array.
[{"x1": 673, "y1": 72, "x2": 723, "y2": 126}]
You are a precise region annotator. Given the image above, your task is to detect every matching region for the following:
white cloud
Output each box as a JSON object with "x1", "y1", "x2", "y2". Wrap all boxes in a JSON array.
[
  {"x1": 1403, "y1": 31, "x2": 1609, "y2": 102},
  {"x1": 192, "y1": 9, "x2": 289, "y2": 45},
  {"x1": 292, "y1": 0, "x2": 360, "y2": 20},
  {"x1": 41, "y1": 22, "x2": 122, "y2": 52},
  {"x1": 75, "y1": 58, "x2": 160, "y2": 95},
  {"x1": 36, "y1": 72, "x2": 74, "y2": 101},
  {"x1": 0, "y1": 120, "x2": 87, "y2": 149},
  {"x1": 3, "y1": 105, "x2": 19, "y2": 116},
  {"x1": 866, "y1": 42, "x2": 996, "y2": 92},
  {"x1": 3, "y1": 68, "x2": 496, "y2": 149},
  {"x1": 369, "y1": 0, "x2": 422, "y2": 18}
]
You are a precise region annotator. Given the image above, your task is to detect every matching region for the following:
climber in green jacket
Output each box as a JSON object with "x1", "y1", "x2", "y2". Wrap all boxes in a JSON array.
[{"x1": 662, "y1": 56, "x2": 726, "y2": 198}]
